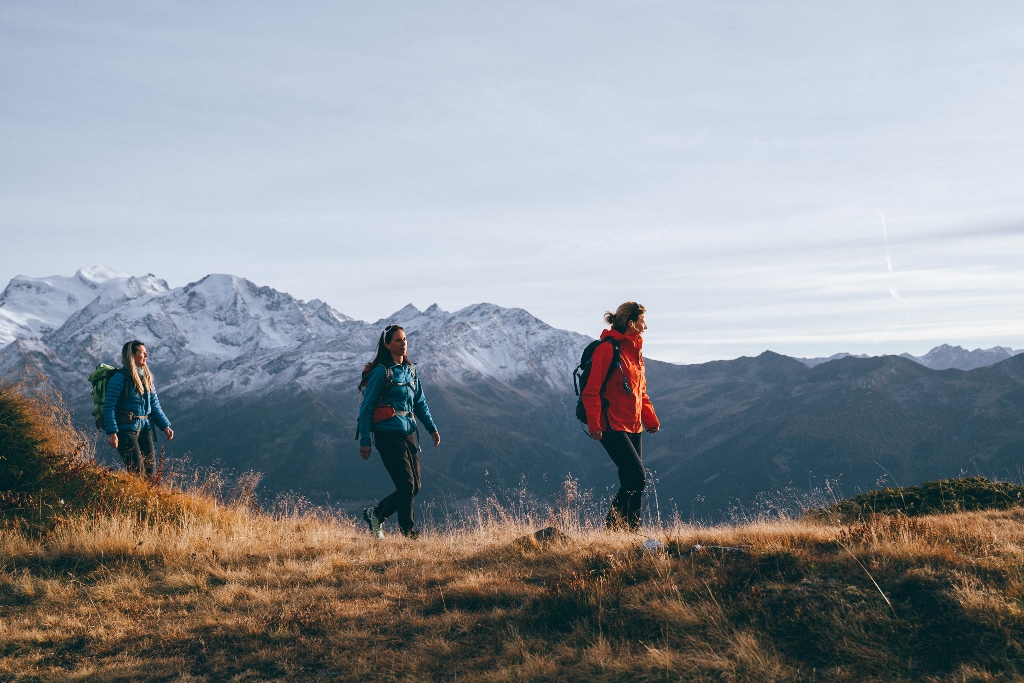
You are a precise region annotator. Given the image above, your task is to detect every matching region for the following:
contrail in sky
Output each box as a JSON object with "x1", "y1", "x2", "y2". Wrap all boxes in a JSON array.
[
  {"x1": 879, "y1": 210, "x2": 893, "y2": 272},
  {"x1": 879, "y1": 210, "x2": 906, "y2": 305}
]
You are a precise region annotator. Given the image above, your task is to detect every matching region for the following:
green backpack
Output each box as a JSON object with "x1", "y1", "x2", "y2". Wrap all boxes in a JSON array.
[{"x1": 88, "y1": 364, "x2": 127, "y2": 431}]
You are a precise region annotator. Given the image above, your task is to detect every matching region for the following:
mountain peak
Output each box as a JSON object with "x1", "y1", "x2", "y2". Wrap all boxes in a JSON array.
[
  {"x1": 75, "y1": 266, "x2": 128, "y2": 284},
  {"x1": 375, "y1": 304, "x2": 423, "y2": 326},
  {"x1": 306, "y1": 299, "x2": 354, "y2": 323},
  {"x1": 915, "y1": 344, "x2": 1018, "y2": 371},
  {"x1": 191, "y1": 273, "x2": 248, "y2": 290},
  {"x1": 929, "y1": 344, "x2": 964, "y2": 353},
  {"x1": 397, "y1": 303, "x2": 421, "y2": 316}
]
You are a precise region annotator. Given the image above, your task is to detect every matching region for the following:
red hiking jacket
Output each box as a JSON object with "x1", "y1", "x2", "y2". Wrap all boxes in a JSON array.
[{"x1": 581, "y1": 328, "x2": 660, "y2": 434}]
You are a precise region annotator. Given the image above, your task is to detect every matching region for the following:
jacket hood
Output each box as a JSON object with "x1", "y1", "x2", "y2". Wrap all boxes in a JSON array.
[{"x1": 600, "y1": 327, "x2": 642, "y2": 349}]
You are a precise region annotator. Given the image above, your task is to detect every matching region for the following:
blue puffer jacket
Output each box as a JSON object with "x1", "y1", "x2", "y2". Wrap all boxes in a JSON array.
[
  {"x1": 358, "y1": 362, "x2": 437, "y2": 448},
  {"x1": 102, "y1": 368, "x2": 172, "y2": 435}
]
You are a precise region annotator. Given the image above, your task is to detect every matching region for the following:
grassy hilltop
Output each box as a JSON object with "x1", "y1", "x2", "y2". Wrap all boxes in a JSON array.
[{"x1": 4, "y1": 377, "x2": 1024, "y2": 681}]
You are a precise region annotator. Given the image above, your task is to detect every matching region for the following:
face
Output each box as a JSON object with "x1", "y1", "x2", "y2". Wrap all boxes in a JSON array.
[
  {"x1": 628, "y1": 313, "x2": 647, "y2": 337},
  {"x1": 385, "y1": 329, "x2": 408, "y2": 357},
  {"x1": 133, "y1": 345, "x2": 148, "y2": 367}
]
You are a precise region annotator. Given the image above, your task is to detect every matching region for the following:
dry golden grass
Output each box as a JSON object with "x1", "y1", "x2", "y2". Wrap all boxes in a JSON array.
[
  {"x1": 4, "y1": 505, "x2": 1024, "y2": 682},
  {"x1": 5, "y1": 373, "x2": 1024, "y2": 681},
  {"x1": 1, "y1": 374, "x2": 92, "y2": 495}
]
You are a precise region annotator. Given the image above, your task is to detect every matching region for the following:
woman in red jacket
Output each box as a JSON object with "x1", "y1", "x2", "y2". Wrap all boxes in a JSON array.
[{"x1": 581, "y1": 302, "x2": 660, "y2": 530}]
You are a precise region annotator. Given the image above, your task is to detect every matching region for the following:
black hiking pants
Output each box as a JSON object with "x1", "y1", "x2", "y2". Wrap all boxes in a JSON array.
[
  {"x1": 600, "y1": 431, "x2": 645, "y2": 530},
  {"x1": 373, "y1": 431, "x2": 421, "y2": 535},
  {"x1": 117, "y1": 425, "x2": 157, "y2": 479}
]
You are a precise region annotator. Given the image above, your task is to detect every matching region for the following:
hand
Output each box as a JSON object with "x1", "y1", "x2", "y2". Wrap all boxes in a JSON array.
[
  {"x1": 165, "y1": 427, "x2": 174, "y2": 440},
  {"x1": 647, "y1": 426, "x2": 660, "y2": 434},
  {"x1": 431, "y1": 431, "x2": 441, "y2": 447},
  {"x1": 107, "y1": 434, "x2": 118, "y2": 449},
  {"x1": 590, "y1": 431, "x2": 603, "y2": 440},
  {"x1": 359, "y1": 446, "x2": 371, "y2": 460}
]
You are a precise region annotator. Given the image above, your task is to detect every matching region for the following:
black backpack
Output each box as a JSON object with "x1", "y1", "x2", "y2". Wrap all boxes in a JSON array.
[{"x1": 573, "y1": 339, "x2": 630, "y2": 425}]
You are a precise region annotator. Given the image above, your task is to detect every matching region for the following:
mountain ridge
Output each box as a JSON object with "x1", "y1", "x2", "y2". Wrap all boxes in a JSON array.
[{"x1": 3, "y1": 268, "x2": 1024, "y2": 518}]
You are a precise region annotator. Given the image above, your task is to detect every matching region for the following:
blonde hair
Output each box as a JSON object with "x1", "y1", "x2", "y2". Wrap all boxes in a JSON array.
[
  {"x1": 604, "y1": 302, "x2": 645, "y2": 333},
  {"x1": 121, "y1": 340, "x2": 154, "y2": 395}
]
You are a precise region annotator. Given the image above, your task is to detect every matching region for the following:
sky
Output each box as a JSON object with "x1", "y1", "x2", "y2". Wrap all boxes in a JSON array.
[{"x1": 2, "y1": 1, "x2": 1023, "y2": 363}]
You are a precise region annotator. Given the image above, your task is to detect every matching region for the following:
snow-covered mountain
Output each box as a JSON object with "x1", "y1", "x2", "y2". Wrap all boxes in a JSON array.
[
  {"x1": 0, "y1": 268, "x2": 596, "y2": 505},
  {"x1": 0, "y1": 268, "x2": 590, "y2": 415},
  {"x1": 23, "y1": 273, "x2": 364, "y2": 398},
  {"x1": 0, "y1": 267, "x2": 169, "y2": 346},
  {"x1": 6, "y1": 268, "x2": 1017, "y2": 395}
]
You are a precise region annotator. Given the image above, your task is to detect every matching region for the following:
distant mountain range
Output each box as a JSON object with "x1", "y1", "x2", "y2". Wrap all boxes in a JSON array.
[
  {"x1": 797, "y1": 346, "x2": 1024, "y2": 371},
  {"x1": 3, "y1": 268, "x2": 1023, "y2": 519}
]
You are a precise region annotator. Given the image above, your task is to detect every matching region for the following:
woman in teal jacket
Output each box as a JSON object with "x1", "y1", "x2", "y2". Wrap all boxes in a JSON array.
[
  {"x1": 103, "y1": 340, "x2": 174, "y2": 479},
  {"x1": 359, "y1": 324, "x2": 440, "y2": 539}
]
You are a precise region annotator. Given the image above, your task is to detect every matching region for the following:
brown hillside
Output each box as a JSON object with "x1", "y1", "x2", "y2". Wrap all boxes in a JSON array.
[
  {"x1": 4, "y1": 507, "x2": 1024, "y2": 681},
  {"x1": 4, "y1": 373, "x2": 1024, "y2": 681}
]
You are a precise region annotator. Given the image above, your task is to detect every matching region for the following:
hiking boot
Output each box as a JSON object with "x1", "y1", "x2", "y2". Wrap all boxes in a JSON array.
[
  {"x1": 362, "y1": 507, "x2": 384, "y2": 539},
  {"x1": 403, "y1": 527, "x2": 421, "y2": 540}
]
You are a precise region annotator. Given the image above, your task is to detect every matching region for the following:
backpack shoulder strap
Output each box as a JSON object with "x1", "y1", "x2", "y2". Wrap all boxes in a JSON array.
[
  {"x1": 601, "y1": 339, "x2": 620, "y2": 387},
  {"x1": 119, "y1": 367, "x2": 133, "y2": 397},
  {"x1": 386, "y1": 363, "x2": 417, "y2": 389},
  {"x1": 600, "y1": 338, "x2": 632, "y2": 395}
]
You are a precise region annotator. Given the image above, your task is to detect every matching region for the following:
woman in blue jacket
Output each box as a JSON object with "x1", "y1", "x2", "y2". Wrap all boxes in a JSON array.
[
  {"x1": 103, "y1": 340, "x2": 174, "y2": 479},
  {"x1": 359, "y1": 324, "x2": 440, "y2": 539}
]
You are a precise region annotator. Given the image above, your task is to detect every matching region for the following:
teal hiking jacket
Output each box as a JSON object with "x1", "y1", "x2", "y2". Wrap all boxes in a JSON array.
[
  {"x1": 358, "y1": 362, "x2": 437, "y2": 448},
  {"x1": 102, "y1": 368, "x2": 172, "y2": 435}
]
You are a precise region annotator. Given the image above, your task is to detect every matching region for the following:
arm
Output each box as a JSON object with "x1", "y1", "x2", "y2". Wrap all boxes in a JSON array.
[
  {"x1": 358, "y1": 366, "x2": 386, "y2": 449},
  {"x1": 641, "y1": 390, "x2": 660, "y2": 433},
  {"x1": 149, "y1": 390, "x2": 174, "y2": 439},
  {"x1": 102, "y1": 370, "x2": 125, "y2": 436},
  {"x1": 149, "y1": 390, "x2": 172, "y2": 432},
  {"x1": 412, "y1": 376, "x2": 438, "y2": 435},
  {"x1": 581, "y1": 342, "x2": 613, "y2": 437}
]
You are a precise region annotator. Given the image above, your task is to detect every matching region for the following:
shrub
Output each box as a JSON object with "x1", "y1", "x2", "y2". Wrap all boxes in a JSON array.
[{"x1": 813, "y1": 477, "x2": 1024, "y2": 521}]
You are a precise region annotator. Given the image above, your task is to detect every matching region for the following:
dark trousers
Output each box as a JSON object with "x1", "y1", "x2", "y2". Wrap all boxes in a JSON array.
[
  {"x1": 600, "y1": 431, "x2": 645, "y2": 530},
  {"x1": 373, "y1": 431, "x2": 421, "y2": 535},
  {"x1": 117, "y1": 426, "x2": 156, "y2": 479}
]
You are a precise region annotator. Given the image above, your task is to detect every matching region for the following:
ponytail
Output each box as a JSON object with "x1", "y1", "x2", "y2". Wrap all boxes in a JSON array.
[{"x1": 604, "y1": 302, "x2": 645, "y2": 333}]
